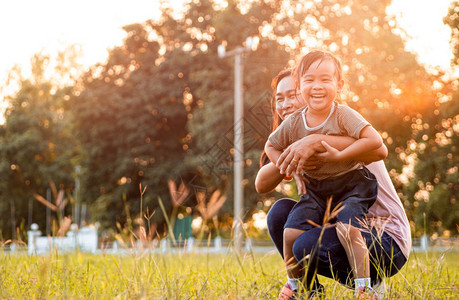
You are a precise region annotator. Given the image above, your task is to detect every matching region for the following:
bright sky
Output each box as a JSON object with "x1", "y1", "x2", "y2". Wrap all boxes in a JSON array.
[
  {"x1": 386, "y1": 0, "x2": 454, "y2": 72},
  {"x1": 0, "y1": 0, "x2": 455, "y2": 100}
]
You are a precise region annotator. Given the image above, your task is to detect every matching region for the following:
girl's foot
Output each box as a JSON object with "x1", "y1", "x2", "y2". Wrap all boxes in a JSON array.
[
  {"x1": 307, "y1": 282, "x2": 325, "y2": 299},
  {"x1": 278, "y1": 283, "x2": 298, "y2": 300},
  {"x1": 354, "y1": 286, "x2": 378, "y2": 300}
]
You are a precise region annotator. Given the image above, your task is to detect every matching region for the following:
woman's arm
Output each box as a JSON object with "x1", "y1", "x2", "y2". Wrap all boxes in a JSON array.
[
  {"x1": 360, "y1": 144, "x2": 387, "y2": 164},
  {"x1": 278, "y1": 133, "x2": 387, "y2": 176},
  {"x1": 259, "y1": 140, "x2": 307, "y2": 195},
  {"x1": 256, "y1": 133, "x2": 387, "y2": 193},
  {"x1": 255, "y1": 162, "x2": 285, "y2": 194}
]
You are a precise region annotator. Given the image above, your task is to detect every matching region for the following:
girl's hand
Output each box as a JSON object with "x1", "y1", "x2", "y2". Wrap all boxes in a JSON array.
[
  {"x1": 292, "y1": 172, "x2": 307, "y2": 195},
  {"x1": 303, "y1": 157, "x2": 320, "y2": 171},
  {"x1": 315, "y1": 141, "x2": 343, "y2": 162}
]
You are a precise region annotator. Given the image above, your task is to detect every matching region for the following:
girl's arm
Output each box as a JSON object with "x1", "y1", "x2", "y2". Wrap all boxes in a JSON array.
[{"x1": 317, "y1": 125, "x2": 384, "y2": 162}]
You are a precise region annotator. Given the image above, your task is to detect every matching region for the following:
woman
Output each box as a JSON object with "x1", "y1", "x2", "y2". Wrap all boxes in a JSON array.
[{"x1": 256, "y1": 69, "x2": 411, "y2": 299}]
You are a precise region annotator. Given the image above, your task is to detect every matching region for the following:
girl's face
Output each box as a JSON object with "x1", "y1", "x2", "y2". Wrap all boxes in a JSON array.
[
  {"x1": 275, "y1": 76, "x2": 305, "y2": 120},
  {"x1": 299, "y1": 58, "x2": 343, "y2": 114}
]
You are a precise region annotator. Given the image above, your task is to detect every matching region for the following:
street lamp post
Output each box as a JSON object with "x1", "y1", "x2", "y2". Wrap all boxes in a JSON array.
[{"x1": 218, "y1": 37, "x2": 258, "y2": 251}]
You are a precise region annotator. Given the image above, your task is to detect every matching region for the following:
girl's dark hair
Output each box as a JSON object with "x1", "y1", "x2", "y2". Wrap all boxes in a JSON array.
[
  {"x1": 295, "y1": 50, "x2": 342, "y2": 91},
  {"x1": 259, "y1": 68, "x2": 293, "y2": 167}
]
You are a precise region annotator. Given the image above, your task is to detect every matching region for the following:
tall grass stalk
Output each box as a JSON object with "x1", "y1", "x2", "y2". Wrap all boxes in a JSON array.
[
  {"x1": 0, "y1": 248, "x2": 456, "y2": 299},
  {"x1": 157, "y1": 197, "x2": 176, "y2": 246}
]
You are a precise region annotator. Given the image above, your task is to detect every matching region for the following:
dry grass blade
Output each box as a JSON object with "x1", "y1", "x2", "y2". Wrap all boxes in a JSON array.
[
  {"x1": 196, "y1": 191, "x2": 207, "y2": 218},
  {"x1": 33, "y1": 193, "x2": 57, "y2": 211},
  {"x1": 327, "y1": 201, "x2": 344, "y2": 222},
  {"x1": 208, "y1": 189, "x2": 221, "y2": 206},
  {"x1": 206, "y1": 190, "x2": 226, "y2": 220},
  {"x1": 57, "y1": 216, "x2": 72, "y2": 236},
  {"x1": 168, "y1": 179, "x2": 190, "y2": 207},
  {"x1": 322, "y1": 195, "x2": 333, "y2": 225},
  {"x1": 306, "y1": 219, "x2": 321, "y2": 227},
  {"x1": 49, "y1": 180, "x2": 58, "y2": 200},
  {"x1": 138, "y1": 225, "x2": 147, "y2": 243},
  {"x1": 196, "y1": 190, "x2": 227, "y2": 221},
  {"x1": 56, "y1": 189, "x2": 65, "y2": 208}
]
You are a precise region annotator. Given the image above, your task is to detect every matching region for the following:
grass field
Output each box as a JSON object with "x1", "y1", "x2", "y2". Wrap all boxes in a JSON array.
[{"x1": 0, "y1": 248, "x2": 457, "y2": 299}]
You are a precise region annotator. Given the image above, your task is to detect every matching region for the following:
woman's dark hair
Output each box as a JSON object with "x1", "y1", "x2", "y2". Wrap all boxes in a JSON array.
[{"x1": 259, "y1": 68, "x2": 293, "y2": 167}]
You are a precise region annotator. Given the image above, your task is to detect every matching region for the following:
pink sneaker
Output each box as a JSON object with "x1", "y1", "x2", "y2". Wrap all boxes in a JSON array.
[
  {"x1": 278, "y1": 283, "x2": 298, "y2": 300},
  {"x1": 354, "y1": 286, "x2": 378, "y2": 300}
]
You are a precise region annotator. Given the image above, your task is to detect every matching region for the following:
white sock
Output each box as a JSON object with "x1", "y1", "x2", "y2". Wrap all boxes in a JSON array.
[
  {"x1": 287, "y1": 277, "x2": 300, "y2": 291},
  {"x1": 354, "y1": 277, "x2": 371, "y2": 290}
]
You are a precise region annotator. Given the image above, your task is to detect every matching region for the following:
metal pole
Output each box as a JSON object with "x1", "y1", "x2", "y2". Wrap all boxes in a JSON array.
[
  {"x1": 74, "y1": 166, "x2": 81, "y2": 226},
  {"x1": 10, "y1": 198, "x2": 16, "y2": 240},
  {"x1": 233, "y1": 52, "x2": 244, "y2": 251},
  {"x1": 28, "y1": 198, "x2": 33, "y2": 229},
  {"x1": 46, "y1": 188, "x2": 51, "y2": 235},
  {"x1": 219, "y1": 37, "x2": 258, "y2": 252}
]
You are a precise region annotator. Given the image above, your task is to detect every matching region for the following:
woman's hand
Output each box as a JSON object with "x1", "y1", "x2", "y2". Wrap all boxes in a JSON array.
[{"x1": 276, "y1": 136, "x2": 319, "y2": 177}]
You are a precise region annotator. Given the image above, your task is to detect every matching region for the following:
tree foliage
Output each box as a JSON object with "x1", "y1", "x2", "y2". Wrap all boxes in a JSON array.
[
  {"x1": 0, "y1": 52, "x2": 77, "y2": 239},
  {"x1": 1, "y1": 0, "x2": 458, "y2": 239},
  {"x1": 444, "y1": 0, "x2": 459, "y2": 66}
]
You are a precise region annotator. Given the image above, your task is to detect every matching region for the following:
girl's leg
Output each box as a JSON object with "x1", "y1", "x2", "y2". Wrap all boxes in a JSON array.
[
  {"x1": 283, "y1": 228, "x2": 306, "y2": 279},
  {"x1": 293, "y1": 226, "x2": 353, "y2": 286},
  {"x1": 267, "y1": 198, "x2": 296, "y2": 258},
  {"x1": 268, "y1": 198, "x2": 326, "y2": 296},
  {"x1": 336, "y1": 223, "x2": 370, "y2": 279}
]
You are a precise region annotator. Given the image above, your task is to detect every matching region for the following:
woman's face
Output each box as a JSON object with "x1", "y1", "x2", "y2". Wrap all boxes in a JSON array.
[{"x1": 275, "y1": 76, "x2": 305, "y2": 120}]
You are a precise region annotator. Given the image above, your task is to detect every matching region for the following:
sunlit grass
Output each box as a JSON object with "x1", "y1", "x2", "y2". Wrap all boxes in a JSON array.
[{"x1": 0, "y1": 249, "x2": 457, "y2": 299}]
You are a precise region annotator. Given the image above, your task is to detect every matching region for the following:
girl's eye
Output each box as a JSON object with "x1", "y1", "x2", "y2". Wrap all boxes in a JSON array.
[{"x1": 276, "y1": 98, "x2": 284, "y2": 103}]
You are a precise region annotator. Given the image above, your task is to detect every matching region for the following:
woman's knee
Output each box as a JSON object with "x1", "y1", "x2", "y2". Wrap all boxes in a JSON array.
[
  {"x1": 267, "y1": 199, "x2": 296, "y2": 230},
  {"x1": 291, "y1": 231, "x2": 316, "y2": 263},
  {"x1": 292, "y1": 227, "x2": 341, "y2": 264}
]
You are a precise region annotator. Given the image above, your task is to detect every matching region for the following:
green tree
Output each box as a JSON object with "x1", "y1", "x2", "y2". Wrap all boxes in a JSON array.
[
  {"x1": 71, "y1": 22, "x2": 194, "y2": 230},
  {"x1": 0, "y1": 50, "x2": 78, "y2": 240},
  {"x1": 70, "y1": 0, "x2": 291, "y2": 232},
  {"x1": 398, "y1": 1, "x2": 459, "y2": 236},
  {"x1": 69, "y1": 0, "x2": 454, "y2": 237},
  {"x1": 444, "y1": 0, "x2": 459, "y2": 66}
]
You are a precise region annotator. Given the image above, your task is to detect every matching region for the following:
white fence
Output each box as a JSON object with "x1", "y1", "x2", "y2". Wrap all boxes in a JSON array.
[
  {"x1": 3, "y1": 226, "x2": 456, "y2": 255},
  {"x1": 27, "y1": 223, "x2": 98, "y2": 255},
  {"x1": 411, "y1": 235, "x2": 458, "y2": 252}
]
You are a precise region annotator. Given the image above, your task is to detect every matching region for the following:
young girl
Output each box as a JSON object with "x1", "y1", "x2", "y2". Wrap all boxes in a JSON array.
[{"x1": 265, "y1": 50, "x2": 383, "y2": 299}]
